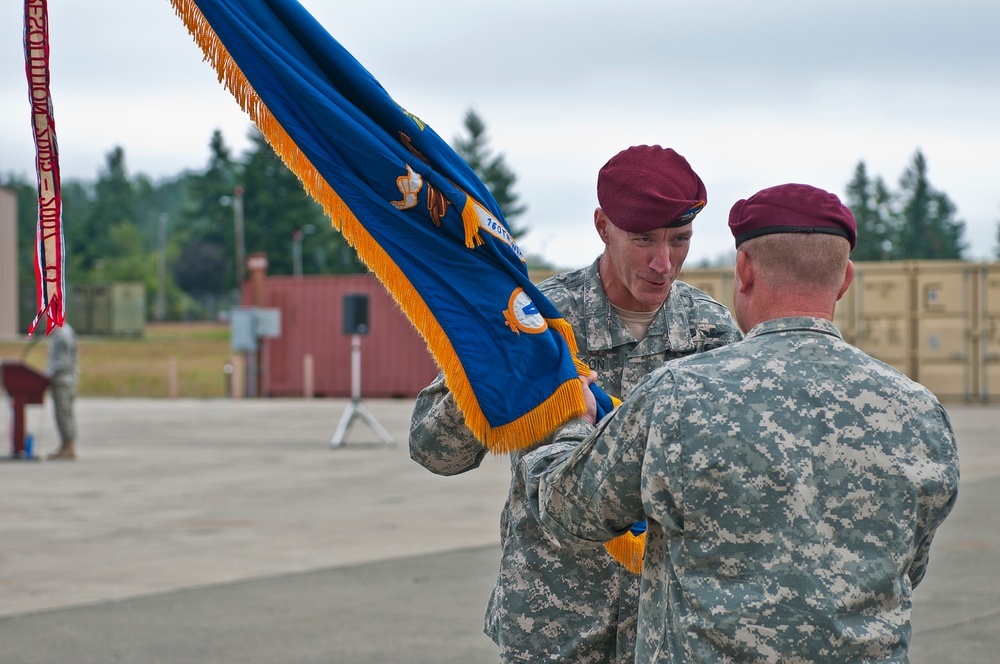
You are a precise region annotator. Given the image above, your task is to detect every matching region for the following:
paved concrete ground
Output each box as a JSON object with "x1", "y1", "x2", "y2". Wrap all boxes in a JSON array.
[{"x1": 0, "y1": 398, "x2": 997, "y2": 663}]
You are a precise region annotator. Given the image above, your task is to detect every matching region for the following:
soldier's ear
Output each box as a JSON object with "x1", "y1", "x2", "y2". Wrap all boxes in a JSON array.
[
  {"x1": 837, "y1": 260, "x2": 854, "y2": 302},
  {"x1": 594, "y1": 209, "x2": 610, "y2": 243},
  {"x1": 735, "y1": 250, "x2": 753, "y2": 293}
]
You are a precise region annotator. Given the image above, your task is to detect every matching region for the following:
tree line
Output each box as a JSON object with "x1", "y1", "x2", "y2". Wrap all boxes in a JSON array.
[
  {"x1": 1, "y1": 112, "x2": 986, "y2": 326},
  {"x1": 5, "y1": 128, "x2": 364, "y2": 323},
  {"x1": 2, "y1": 110, "x2": 526, "y2": 326},
  {"x1": 845, "y1": 149, "x2": 968, "y2": 261}
]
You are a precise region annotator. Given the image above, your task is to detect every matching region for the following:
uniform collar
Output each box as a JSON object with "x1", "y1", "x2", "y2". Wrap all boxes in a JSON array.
[{"x1": 744, "y1": 316, "x2": 843, "y2": 340}]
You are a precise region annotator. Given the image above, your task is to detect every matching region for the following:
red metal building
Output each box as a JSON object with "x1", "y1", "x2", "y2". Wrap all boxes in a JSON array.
[{"x1": 247, "y1": 274, "x2": 439, "y2": 398}]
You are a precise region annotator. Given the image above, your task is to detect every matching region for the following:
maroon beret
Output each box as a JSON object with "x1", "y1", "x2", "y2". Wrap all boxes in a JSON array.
[
  {"x1": 597, "y1": 145, "x2": 707, "y2": 233},
  {"x1": 728, "y1": 183, "x2": 857, "y2": 250}
]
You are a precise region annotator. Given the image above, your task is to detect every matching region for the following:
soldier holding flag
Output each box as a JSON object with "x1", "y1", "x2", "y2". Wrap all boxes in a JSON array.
[{"x1": 410, "y1": 145, "x2": 742, "y2": 662}]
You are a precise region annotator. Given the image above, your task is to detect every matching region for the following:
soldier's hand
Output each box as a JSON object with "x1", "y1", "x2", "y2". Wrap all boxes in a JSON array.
[{"x1": 579, "y1": 372, "x2": 598, "y2": 425}]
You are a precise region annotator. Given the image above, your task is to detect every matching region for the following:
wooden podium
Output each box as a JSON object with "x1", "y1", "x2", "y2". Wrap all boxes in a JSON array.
[{"x1": 1, "y1": 361, "x2": 51, "y2": 459}]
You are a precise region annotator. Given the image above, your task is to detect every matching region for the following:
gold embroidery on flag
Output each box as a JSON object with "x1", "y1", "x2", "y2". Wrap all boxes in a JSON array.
[{"x1": 390, "y1": 165, "x2": 422, "y2": 210}]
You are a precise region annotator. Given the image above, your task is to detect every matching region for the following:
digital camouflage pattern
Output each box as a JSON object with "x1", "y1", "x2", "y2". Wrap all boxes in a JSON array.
[
  {"x1": 46, "y1": 323, "x2": 78, "y2": 443},
  {"x1": 525, "y1": 316, "x2": 960, "y2": 663},
  {"x1": 410, "y1": 259, "x2": 742, "y2": 663}
]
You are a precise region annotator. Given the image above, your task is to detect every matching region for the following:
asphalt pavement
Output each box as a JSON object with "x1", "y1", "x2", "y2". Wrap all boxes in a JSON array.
[{"x1": 0, "y1": 397, "x2": 997, "y2": 663}]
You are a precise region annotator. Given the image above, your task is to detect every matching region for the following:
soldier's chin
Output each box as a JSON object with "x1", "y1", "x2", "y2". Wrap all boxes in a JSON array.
[{"x1": 634, "y1": 284, "x2": 671, "y2": 308}]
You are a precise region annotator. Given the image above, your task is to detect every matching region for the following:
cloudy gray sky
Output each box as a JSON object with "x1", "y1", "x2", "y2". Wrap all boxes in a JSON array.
[{"x1": 2, "y1": 0, "x2": 998, "y2": 269}]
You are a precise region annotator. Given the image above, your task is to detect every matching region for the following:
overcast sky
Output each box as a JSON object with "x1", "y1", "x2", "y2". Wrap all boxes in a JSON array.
[{"x1": 2, "y1": 1, "x2": 998, "y2": 269}]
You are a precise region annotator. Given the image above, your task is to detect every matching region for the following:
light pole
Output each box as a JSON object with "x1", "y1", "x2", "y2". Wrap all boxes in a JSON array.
[
  {"x1": 155, "y1": 213, "x2": 168, "y2": 321},
  {"x1": 233, "y1": 185, "x2": 246, "y2": 286},
  {"x1": 292, "y1": 224, "x2": 316, "y2": 278},
  {"x1": 220, "y1": 185, "x2": 246, "y2": 293}
]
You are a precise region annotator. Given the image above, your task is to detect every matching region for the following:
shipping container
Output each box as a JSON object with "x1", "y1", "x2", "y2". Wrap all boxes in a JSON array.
[
  {"x1": 251, "y1": 274, "x2": 438, "y2": 398},
  {"x1": 851, "y1": 262, "x2": 915, "y2": 378},
  {"x1": 679, "y1": 268, "x2": 735, "y2": 313},
  {"x1": 979, "y1": 263, "x2": 1000, "y2": 402},
  {"x1": 682, "y1": 260, "x2": 1000, "y2": 403},
  {"x1": 70, "y1": 282, "x2": 145, "y2": 336},
  {"x1": 912, "y1": 261, "x2": 975, "y2": 401}
]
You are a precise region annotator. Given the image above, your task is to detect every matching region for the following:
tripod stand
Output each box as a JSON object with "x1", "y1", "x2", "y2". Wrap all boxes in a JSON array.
[{"x1": 330, "y1": 333, "x2": 394, "y2": 448}]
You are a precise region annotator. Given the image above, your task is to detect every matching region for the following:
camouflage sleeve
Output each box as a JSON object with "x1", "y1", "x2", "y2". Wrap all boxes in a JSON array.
[
  {"x1": 907, "y1": 403, "x2": 961, "y2": 588},
  {"x1": 523, "y1": 389, "x2": 652, "y2": 549},
  {"x1": 408, "y1": 372, "x2": 489, "y2": 476}
]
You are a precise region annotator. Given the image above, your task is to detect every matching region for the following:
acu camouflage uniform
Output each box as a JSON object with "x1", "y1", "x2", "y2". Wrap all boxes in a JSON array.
[
  {"x1": 525, "y1": 317, "x2": 960, "y2": 663},
  {"x1": 409, "y1": 259, "x2": 742, "y2": 662},
  {"x1": 46, "y1": 324, "x2": 79, "y2": 444}
]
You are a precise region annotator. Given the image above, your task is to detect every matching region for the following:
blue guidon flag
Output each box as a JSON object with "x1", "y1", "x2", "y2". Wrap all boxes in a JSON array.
[
  {"x1": 168, "y1": 0, "x2": 618, "y2": 452},
  {"x1": 168, "y1": 0, "x2": 647, "y2": 574}
]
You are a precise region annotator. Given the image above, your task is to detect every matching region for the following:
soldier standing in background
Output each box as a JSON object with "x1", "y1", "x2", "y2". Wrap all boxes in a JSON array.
[{"x1": 46, "y1": 323, "x2": 78, "y2": 460}]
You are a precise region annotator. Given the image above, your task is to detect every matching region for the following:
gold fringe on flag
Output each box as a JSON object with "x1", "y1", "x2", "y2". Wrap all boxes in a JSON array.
[{"x1": 168, "y1": 0, "x2": 589, "y2": 453}]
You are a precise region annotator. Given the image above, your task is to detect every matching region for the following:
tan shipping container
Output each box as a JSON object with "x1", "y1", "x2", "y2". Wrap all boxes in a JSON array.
[
  {"x1": 675, "y1": 260, "x2": 1000, "y2": 404},
  {"x1": 71, "y1": 282, "x2": 146, "y2": 336},
  {"x1": 912, "y1": 261, "x2": 975, "y2": 401},
  {"x1": 852, "y1": 262, "x2": 914, "y2": 378},
  {"x1": 679, "y1": 268, "x2": 735, "y2": 313},
  {"x1": 979, "y1": 263, "x2": 1000, "y2": 402}
]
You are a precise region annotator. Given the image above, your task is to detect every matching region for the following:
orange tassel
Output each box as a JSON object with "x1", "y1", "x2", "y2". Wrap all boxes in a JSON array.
[{"x1": 604, "y1": 531, "x2": 645, "y2": 575}]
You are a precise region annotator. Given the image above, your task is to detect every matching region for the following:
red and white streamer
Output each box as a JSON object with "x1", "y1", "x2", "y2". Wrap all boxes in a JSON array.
[{"x1": 24, "y1": 0, "x2": 65, "y2": 334}]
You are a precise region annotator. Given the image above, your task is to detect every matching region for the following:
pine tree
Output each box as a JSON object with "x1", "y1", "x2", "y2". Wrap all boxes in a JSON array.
[
  {"x1": 68, "y1": 147, "x2": 139, "y2": 277},
  {"x1": 239, "y1": 128, "x2": 362, "y2": 276},
  {"x1": 995, "y1": 208, "x2": 1000, "y2": 260},
  {"x1": 452, "y1": 109, "x2": 528, "y2": 239},
  {"x1": 845, "y1": 161, "x2": 897, "y2": 261},
  {"x1": 896, "y1": 150, "x2": 965, "y2": 259},
  {"x1": 185, "y1": 130, "x2": 238, "y2": 251},
  {"x1": 173, "y1": 129, "x2": 240, "y2": 295}
]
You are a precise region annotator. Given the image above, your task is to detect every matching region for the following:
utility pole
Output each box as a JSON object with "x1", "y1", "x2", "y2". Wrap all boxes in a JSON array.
[
  {"x1": 233, "y1": 185, "x2": 246, "y2": 286},
  {"x1": 155, "y1": 212, "x2": 168, "y2": 321},
  {"x1": 292, "y1": 224, "x2": 316, "y2": 278}
]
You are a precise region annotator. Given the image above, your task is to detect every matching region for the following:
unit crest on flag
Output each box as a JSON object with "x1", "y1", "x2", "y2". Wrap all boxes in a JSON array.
[{"x1": 504, "y1": 288, "x2": 547, "y2": 335}]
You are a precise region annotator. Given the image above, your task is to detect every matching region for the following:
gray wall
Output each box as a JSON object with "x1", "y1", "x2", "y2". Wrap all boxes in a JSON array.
[{"x1": 0, "y1": 187, "x2": 18, "y2": 339}]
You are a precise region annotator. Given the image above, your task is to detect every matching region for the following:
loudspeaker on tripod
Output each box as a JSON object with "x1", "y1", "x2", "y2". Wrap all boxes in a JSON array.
[{"x1": 343, "y1": 293, "x2": 369, "y2": 335}]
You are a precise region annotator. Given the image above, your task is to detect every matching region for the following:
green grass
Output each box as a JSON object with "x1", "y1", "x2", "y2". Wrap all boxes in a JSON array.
[{"x1": 0, "y1": 323, "x2": 234, "y2": 398}]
